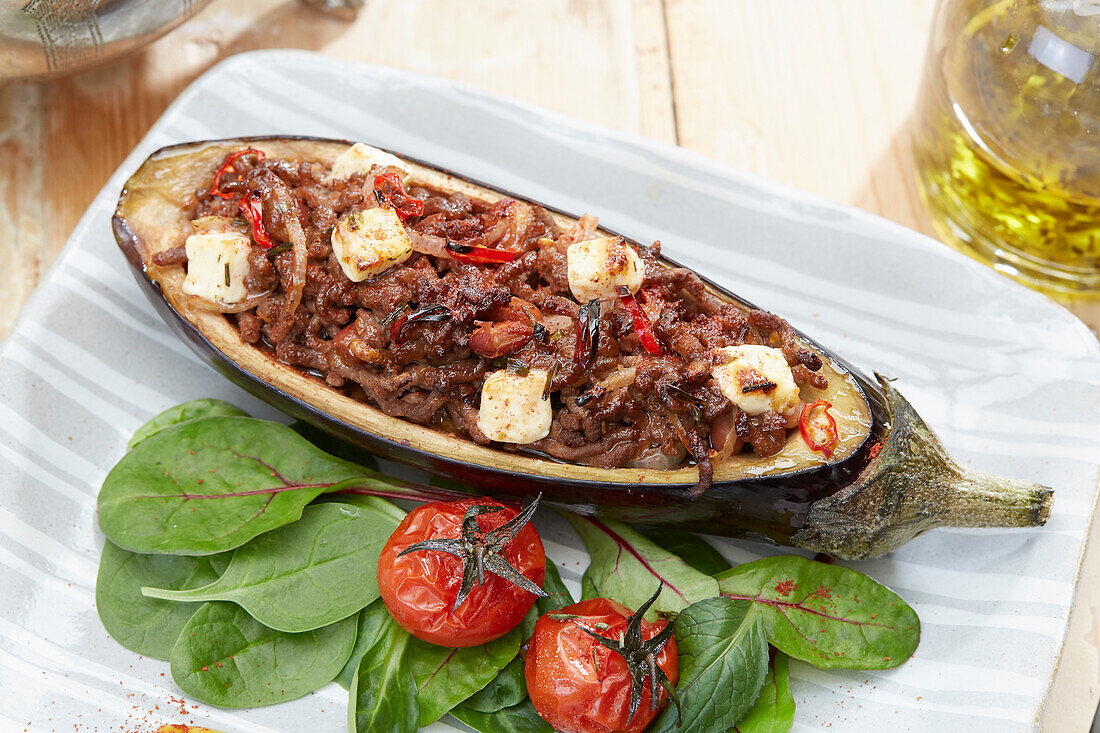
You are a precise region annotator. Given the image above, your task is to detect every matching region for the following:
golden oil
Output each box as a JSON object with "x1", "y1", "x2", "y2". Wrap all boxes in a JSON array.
[{"x1": 913, "y1": 0, "x2": 1100, "y2": 299}]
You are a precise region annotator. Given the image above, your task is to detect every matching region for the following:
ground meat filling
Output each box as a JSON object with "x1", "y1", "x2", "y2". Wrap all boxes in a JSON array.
[{"x1": 186, "y1": 151, "x2": 829, "y2": 493}]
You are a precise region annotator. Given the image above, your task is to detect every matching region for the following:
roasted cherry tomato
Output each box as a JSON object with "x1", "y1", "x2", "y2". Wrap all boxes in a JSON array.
[
  {"x1": 377, "y1": 497, "x2": 546, "y2": 647},
  {"x1": 526, "y1": 597, "x2": 679, "y2": 733}
]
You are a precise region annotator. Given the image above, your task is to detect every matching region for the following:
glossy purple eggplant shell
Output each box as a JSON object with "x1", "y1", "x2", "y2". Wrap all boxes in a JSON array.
[{"x1": 112, "y1": 136, "x2": 1052, "y2": 559}]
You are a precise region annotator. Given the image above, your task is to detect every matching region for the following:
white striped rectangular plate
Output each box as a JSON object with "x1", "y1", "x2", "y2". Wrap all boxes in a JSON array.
[{"x1": 2, "y1": 51, "x2": 1098, "y2": 733}]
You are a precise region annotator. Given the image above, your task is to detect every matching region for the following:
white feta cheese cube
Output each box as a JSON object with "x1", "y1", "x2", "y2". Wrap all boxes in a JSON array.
[
  {"x1": 477, "y1": 369, "x2": 553, "y2": 444},
  {"x1": 712, "y1": 345, "x2": 800, "y2": 416},
  {"x1": 331, "y1": 206, "x2": 413, "y2": 282},
  {"x1": 566, "y1": 236, "x2": 645, "y2": 302},
  {"x1": 182, "y1": 231, "x2": 252, "y2": 304},
  {"x1": 330, "y1": 143, "x2": 409, "y2": 181}
]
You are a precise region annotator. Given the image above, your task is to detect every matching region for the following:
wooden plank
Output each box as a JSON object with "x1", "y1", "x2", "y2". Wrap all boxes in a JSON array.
[
  {"x1": 324, "y1": 0, "x2": 652, "y2": 132},
  {"x1": 0, "y1": 85, "x2": 45, "y2": 337},
  {"x1": 664, "y1": 0, "x2": 935, "y2": 236},
  {"x1": 631, "y1": 0, "x2": 678, "y2": 144},
  {"x1": 1045, "y1": 497, "x2": 1100, "y2": 733}
]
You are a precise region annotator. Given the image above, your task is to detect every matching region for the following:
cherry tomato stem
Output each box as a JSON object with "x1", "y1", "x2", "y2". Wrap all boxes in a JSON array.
[
  {"x1": 377, "y1": 497, "x2": 546, "y2": 647},
  {"x1": 526, "y1": 595, "x2": 678, "y2": 733}
]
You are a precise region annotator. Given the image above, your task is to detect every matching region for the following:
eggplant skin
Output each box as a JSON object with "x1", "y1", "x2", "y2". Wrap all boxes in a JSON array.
[
  {"x1": 794, "y1": 375, "x2": 1052, "y2": 558},
  {"x1": 112, "y1": 136, "x2": 1053, "y2": 559}
]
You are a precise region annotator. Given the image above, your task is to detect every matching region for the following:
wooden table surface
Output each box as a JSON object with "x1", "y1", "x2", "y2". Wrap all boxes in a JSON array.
[{"x1": 2, "y1": 1, "x2": 1098, "y2": 730}]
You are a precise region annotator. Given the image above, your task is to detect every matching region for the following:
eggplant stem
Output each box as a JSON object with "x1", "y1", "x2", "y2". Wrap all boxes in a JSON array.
[
  {"x1": 933, "y1": 468, "x2": 1053, "y2": 528},
  {"x1": 793, "y1": 375, "x2": 1054, "y2": 560}
]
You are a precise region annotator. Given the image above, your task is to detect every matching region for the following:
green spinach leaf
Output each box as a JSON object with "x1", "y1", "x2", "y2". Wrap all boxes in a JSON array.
[
  {"x1": 641, "y1": 527, "x2": 732, "y2": 577},
  {"x1": 736, "y1": 652, "x2": 795, "y2": 733},
  {"x1": 209, "y1": 552, "x2": 231, "y2": 576},
  {"x1": 460, "y1": 656, "x2": 527, "y2": 714},
  {"x1": 170, "y1": 602, "x2": 356, "y2": 708},
  {"x1": 538, "y1": 560, "x2": 575, "y2": 614},
  {"x1": 290, "y1": 420, "x2": 379, "y2": 470},
  {"x1": 518, "y1": 561, "x2": 574, "y2": 641},
  {"x1": 650, "y1": 596, "x2": 770, "y2": 733},
  {"x1": 128, "y1": 399, "x2": 249, "y2": 449},
  {"x1": 580, "y1": 572, "x2": 599, "y2": 601},
  {"x1": 99, "y1": 416, "x2": 395, "y2": 555},
  {"x1": 410, "y1": 627, "x2": 522, "y2": 725},
  {"x1": 716, "y1": 555, "x2": 920, "y2": 669},
  {"x1": 142, "y1": 501, "x2": 400, "y2": 632},
  {"x1": 336, "y1": 599, "x2": 393, "y2": 690},
  {"x1": 448, "y1": 698, "x2": 553, "y2": 733},
  {"x1": 312, "y1": 491, "x2": 407, "y2": 523},
  {"x1": 566, "y1": 515, "x2": 719, "y2": 616},
  {"x1": 348, "y1": 611, "x2": 419, "y2": 733},
  {"x1": 95, "y1": 540, "x2": 226, "y2": 660},
  {"x1": 471, "y1": 562, "x2": 572, "y2": 716}
]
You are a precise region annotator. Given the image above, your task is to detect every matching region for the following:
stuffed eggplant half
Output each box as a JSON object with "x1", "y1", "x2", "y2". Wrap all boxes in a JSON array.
[{"x1": 113, "y1": 136, "x2": 1052, "y2": 559}]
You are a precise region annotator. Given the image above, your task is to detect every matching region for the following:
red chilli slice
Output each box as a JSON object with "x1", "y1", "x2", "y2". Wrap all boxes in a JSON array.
[
  {"x1": 445, "y1": 241, "x2": 518, "y2": 265},
  {"x1": 373, "y1": 171, "x2": 424, "y2": 221},
  {"x1": 617, "y1": 286, "x2": 663, "y2": 356},
  {"x1": 799, "y1": 399, "x2": 839, "y2": 457},
  {"x1": 210, "y1": 148, "x2": 264, "y2": 199},
  {"x1": 238, "y1": 194, "x2": 274, "y2": 250}
]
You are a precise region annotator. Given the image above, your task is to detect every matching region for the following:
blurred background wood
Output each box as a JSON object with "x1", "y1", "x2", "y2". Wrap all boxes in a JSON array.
[{"x1": 1, "y1": 0, "x2": 1097, "y2": 729}]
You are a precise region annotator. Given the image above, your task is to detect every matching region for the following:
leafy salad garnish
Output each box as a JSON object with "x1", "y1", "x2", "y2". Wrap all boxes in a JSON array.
[{"x1": 94, "y1": 399, "x2": 921, "y2": 732}]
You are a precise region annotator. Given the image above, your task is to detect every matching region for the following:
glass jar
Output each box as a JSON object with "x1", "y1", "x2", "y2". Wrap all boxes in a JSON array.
[
  {"x1": 0, "y1": 0, "x2": 212, "y2": 82},
  {"x1": 0, "y1": 0, "x2": 362, "y2": 82},
  {"x1": 912, "y1": 0, "x2": 1100, "y2": 300}
]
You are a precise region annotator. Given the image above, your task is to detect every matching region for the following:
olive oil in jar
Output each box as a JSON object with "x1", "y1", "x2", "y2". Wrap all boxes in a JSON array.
[{"x1": 913, "y1": 0, "x2": 1100, "y2": 299}]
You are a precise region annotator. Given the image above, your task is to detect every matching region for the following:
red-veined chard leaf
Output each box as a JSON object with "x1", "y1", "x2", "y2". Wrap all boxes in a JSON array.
[
  {"x1": 640, "y1": 526, "x2": 733, "y2": 577},
  {"x1": 448, "y1": 698, "x2": 553, "y2": 733},
  {"x1": 290, "y1": 420, "x2": 379, "y2": 470},
  {"x1": 313, "y1": 490, "x2": 408, "y2": 522},
  {"x1": 565, "y1": 515, "x2": 719, "y2": 616},
  {"x1": 736, "y1": 651, "x2": 795, "y2": 733},
  {"x1": 170, "y1": 601, "x2": 357, "y2": 708},
  {"x1": 128, "y1": 398, "x2": 249, "y2": 449},
  {"x1": 650, "y1": 596, "x2": 770, "y2": 733},
  {"x1": 716, "y1": 555, "x2": 920, "y2": 669},
  {"x1": 99, "y1": 416, "x2": 427, "y2": 555},
  {"x1": 141, "y1": 501, "x2": 401, "y2": 632},
  {"x1": 94, "y1": 540, "x2": 228, "y2": 660},
  {"x1": 349, "y1": 609, "x2": 419, "y2": 733}
]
